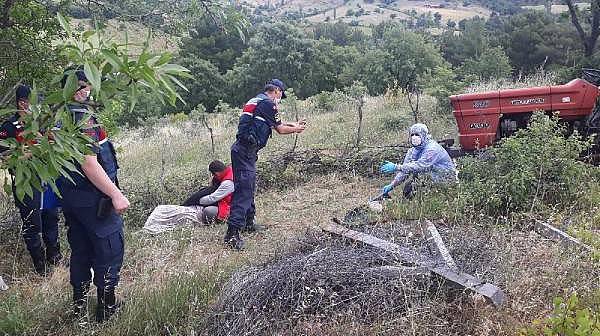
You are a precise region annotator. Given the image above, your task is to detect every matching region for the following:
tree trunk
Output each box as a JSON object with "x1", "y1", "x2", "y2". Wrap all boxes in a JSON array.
[
  {"x1": 355, "y1": 98, "x2": 365, "y2": 148},
  {"x1": 291, "y1": 101, "x2": 299, "y2": 153},
  {"x1": 544, "y1": 0, "x2": 552, "y2": 15},
  {"x1": 407, "y1": 90, "x2": 420, "y2": 123},
  {"x1": 565, "y1": 0, "x2": 600, "y2": 58},
  {"x1": 202, "y1": 116, "x2": 215, "y2": 156}
]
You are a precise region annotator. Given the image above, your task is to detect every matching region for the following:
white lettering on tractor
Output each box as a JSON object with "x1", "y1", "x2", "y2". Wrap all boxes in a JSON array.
[
  {"x1": 473, "y1": 100, "x2": 490, "y2": 108},
  {"x1": 511, "y1": 98, "x2": 545, "y2": 105},
  {"x1": 469, "y1": 122, "x2": 489, "y2": 129}
]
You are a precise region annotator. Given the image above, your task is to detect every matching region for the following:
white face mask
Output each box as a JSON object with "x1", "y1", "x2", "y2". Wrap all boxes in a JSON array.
[{"x1": 411, "y1": 134, "x2": 422, "y2": 147}]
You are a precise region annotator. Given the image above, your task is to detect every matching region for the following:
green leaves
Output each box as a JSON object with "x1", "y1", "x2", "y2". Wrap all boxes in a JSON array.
[
  {"x1": 1, "y1": 13, "x2": 191, "y2": 201},
  {"x1": 534, "y1": 293, "x2": 599, "y2": 336},
  {"x1": 62, "y1": 72, "x2": 78, "y2": 101},
  {"x1": 457, "y1": 112, "x2": 595, "y2": 215},
  {"x1": 56, "y1": 13, "x2": 71, "y2": 36},
  {"x1": 84, "y1": 62, "x2": 102, "y2": 94},
  {"x1": 101, "y1": 49, "x2": 124, "y2": 71}
]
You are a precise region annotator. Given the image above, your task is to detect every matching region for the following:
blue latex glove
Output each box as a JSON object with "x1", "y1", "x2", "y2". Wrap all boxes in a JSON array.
[
  {"x1": 382, "y1": 184, "x2": 394, "y2": 195},
  {"x1": 380, "y1": 161, "x2": 397, "y2": 174}
]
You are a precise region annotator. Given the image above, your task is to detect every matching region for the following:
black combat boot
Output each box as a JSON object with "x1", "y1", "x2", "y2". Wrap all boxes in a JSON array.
[
  {"x1": 242, "y1": 216, "x2": 264, "y2": 233},
  {"x1": 224, "y1": 226, "x2": 244, "y2": 250},
  {"x1": 72, "y1": 282, "x2": 91, "y2": 320},
  {"x1": 29, "y1": 246, "x2": 48, "y2": 276},
  {"x1": 46, "y1": 243, "x2": 63, "y2": 266},
  {"x1": 96, "y1": 287, "x2": 119, "y2": 323}
]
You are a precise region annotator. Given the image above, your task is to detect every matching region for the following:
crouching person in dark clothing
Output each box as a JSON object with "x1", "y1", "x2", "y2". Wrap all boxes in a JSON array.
[
  {"x1": 57, "y1": 69, "x2": 129, "y2": 322},
  {"x1": 0, "y1": 85, "x2": 61, "y2": 275},
  {"x1": 143, "y1": 160, "x2": 235, "y2": 234}
]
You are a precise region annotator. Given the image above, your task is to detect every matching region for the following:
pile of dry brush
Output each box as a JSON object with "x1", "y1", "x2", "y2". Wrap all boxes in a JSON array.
[{"x1": 200, "y1": 217, "x2": 597, "y2": 336}]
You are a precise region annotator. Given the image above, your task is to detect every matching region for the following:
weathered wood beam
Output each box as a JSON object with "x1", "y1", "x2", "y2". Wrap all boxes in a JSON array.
[
  {"x1": 423, "y1": 220, "x2": 458, "y2": 271},
  {"x1": 533, "y1": 220, "x2": 592, "y2": 252},
  {"x1": 361, "y1": 266, "x2": 430, "y2": 278},
  {"x1": 323, "y1": 220, "x2": 506, "y2": 307},
  {"x1": 0, "y1": 276, "x2": 8, "y2": 291}
]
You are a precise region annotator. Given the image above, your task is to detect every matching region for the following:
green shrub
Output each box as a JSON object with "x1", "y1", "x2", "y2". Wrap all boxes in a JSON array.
[
  {"x1": 457, "y1": 112, "x2": 595, "y2": 215},
  {"x1": 0, "y1": 294, "x2": 30, "y2": 335},
  {"x1": 306, "y1": 90, "x2": 347, "y2": 112},
  {"x1": 520, "y1": 292, "x2": 600, "y2": 336},
  {"x1": 213, "y1": 100, "x2": 240, "y2": 125},
  {"x1": 98, "y1": 99, "x2": 125, "y2": 137},
  {"x1": 169, "y1": 112, "x2": 189, "y2": 124}
]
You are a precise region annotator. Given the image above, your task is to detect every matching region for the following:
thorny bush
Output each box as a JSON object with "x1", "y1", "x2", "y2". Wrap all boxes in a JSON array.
[{"x1": 457, "y1": 112, "x2": 597, "y2": 215}]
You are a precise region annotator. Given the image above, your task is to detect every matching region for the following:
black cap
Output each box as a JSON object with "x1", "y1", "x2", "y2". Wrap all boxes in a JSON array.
[
  {"x1": 74, "y1": 70, "x2": 88, "y2": 82},
  {"x1": 15, "y1": 85, "x2": 31, "y2": 103},
  {"x1": 61, "y1": 66, "x2": 89, "y2": 88},
  {"x1": 266, "y1": 78, "x2": 287, "y2": 98}
]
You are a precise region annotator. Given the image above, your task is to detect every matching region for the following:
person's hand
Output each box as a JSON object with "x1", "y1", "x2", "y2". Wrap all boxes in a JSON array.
[
  {"x1": 298, "y1": 118, "x2": 307, "y2": 126},
  {"x1": 295, "y1": 123, "x2": 306, "y2": 133},
  {"x1": 382, "y1": 184, "x2": 394, "y2": 195},
  {"x1": 380, "y1": 161, "x2": 397, "y2": 174},
  {"x1": 112, "y1": 193, "x2": 130, "y2": 214}
]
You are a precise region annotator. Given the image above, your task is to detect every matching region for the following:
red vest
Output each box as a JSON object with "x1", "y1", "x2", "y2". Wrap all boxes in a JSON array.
[{"x1": 215, "y1": 166, "x2": 234, "y2": 220}]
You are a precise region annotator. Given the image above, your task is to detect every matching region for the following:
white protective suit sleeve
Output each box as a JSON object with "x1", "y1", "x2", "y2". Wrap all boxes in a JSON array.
[
  {"x1": 400, "y1": 146, "x2": 440, "y2": 174},
  {"x1": 392, "y1": 148, "x2": 415, "y2": 185}
]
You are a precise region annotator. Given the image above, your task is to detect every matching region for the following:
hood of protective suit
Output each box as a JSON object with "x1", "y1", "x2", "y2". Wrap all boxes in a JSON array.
[{"x1": 409, "y1": 123, "x2": 431, "y2": 149}]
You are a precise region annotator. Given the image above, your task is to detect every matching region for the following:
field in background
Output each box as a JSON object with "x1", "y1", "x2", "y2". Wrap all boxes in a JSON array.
[
  {"x1": 245, "y1": 0, "x2": 489, "y2": 25},
  {"x1": 522, "y1": 2, "x2": 591, "y2": 14}
]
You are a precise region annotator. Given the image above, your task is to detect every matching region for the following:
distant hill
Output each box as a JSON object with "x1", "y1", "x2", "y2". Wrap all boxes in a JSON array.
[{"x1": 242, "y1": 0, "x2": 490, "y2": 25}]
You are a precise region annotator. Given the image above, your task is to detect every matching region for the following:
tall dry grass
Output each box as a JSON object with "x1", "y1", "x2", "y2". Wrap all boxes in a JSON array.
[{"x1": 0, "y1": 90, "x2": 428, "y2": 335}]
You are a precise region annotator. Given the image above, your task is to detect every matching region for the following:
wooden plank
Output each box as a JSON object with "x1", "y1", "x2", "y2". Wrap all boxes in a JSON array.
[
  {"x1": 424, "y1": 220, "x2": 458, "y2": 271},
  {"x1": 324, "y1": 221, "x2": 432, "y2": 266},
  {"x1": 429, "y1": 266, "x2": 505, "y2": 306},
  {"x1": 534, "y1": 220, "x2": 592, "y2": 252},
  {"x1": 323, "y1": 220, "x2": 506, "y2": 307},
  {"x1": 361, "y1": 266, "x2": 430, "y2": 278},
  {"x1": 0, "y1": 276, "x2": 8, "y2": 291}
]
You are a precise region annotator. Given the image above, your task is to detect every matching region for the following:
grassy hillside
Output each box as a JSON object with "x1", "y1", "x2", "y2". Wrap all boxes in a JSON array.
[
  {"x1": 0, "y1": 84, "x2": 598, "y2": 335},
  {"x1": 71, "y1": 19, "x2": 179, "y2": 54}
]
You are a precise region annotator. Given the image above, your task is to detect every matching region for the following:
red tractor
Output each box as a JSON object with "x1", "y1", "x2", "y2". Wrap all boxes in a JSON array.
[{"x1": 449, "y1": 69, "x2": 600, "y2": 154}]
